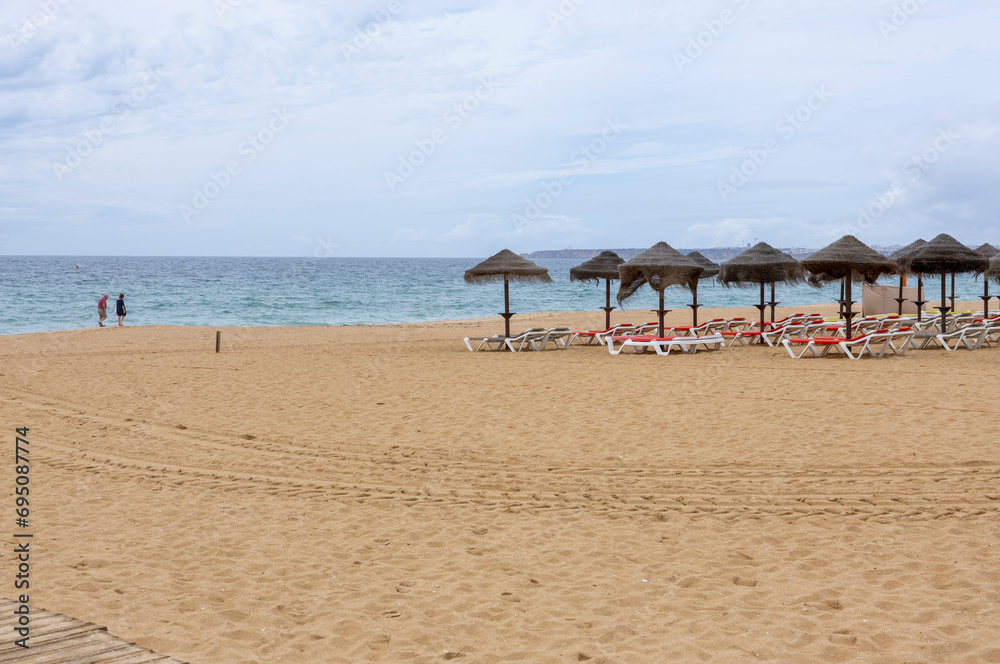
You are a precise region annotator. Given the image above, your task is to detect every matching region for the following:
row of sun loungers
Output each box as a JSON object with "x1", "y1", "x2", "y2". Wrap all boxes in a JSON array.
[{"x1": 464, "y1": 311, "x2": 1000, "y2": 357}]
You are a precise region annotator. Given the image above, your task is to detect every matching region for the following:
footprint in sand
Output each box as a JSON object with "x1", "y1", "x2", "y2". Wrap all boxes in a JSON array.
[
  {"x1": 732, "y1": 576, "x2": 758, "y2": 587},
  {"x1": 443, "y1": 652, "x2": 465, "y2": 660},
  {"x1": 829, "y1": 630, "x2": 857, "y2": 646}
]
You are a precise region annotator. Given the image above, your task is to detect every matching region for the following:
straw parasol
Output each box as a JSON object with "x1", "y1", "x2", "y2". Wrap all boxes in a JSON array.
[
  {"x1": 616, "y1": 242, "x2": 704, "y2": 336},
  {"x1": 903, "y1": 234, "x2": 990, "y2": 334},
  {"x1": 717, "y1": 242, "x2": 805, "y2": 333},
  {"x1": 464, "y1": 249, "x2": 552, "y2": 338},
  {"x1": 974, "y1": 244, "x2": 999, "y2": 317},
  {"x1": 570, "y1": 250, "x2": 625, "y2": 330},
  {"x1": 686, "y1": 251, "x2": 719, "y2": 325},
  {"x1": 800, "y1": 235, "x2": 896, "y2": 337},
  {"x1": 888, "y1": 239, "x2": 927, "y2": 317}
]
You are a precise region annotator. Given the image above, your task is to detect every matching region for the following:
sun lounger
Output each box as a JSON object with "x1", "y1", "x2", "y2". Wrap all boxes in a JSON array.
[
  {"x1": 464, "y1": 328, "x2": 546, "y2": 352},
  {"x1": 760, "y1": 322, "x2": 811, "y2": 346},
  {"x1": 505, "y1": 327, "x2": 573, "y2": 352},
  {"x1": 841, "y1": 328, "x2": 914, "y2": 359},
  {"x1": 782, "y1": 328, "x2": 914, "y2": 359},
  {"x1": 608, "y1": 334, "x2": 725, "y2": 355},
  {"x1": 931, "y1": 323, "x2": 1000, "y2": 351},
  {"x1": 653, "y1": 333, "x2": 725, "y2": 355},
  {"x1": 606, "y1": 335, "x2": 659, "y2": 355},
  {"x1": 720, "y1": 329, "x2": 763, "y2": 346},
  {"x1": 572, "y1": 323, "x2": 634, "y2": 346},
  {"x1": 974, "y1": 325, "x2": 1000, "y2": 350},
  {"x1": 664, "y1": 318, "x2": 727, "y2": 337},
  {"x1": 782, "y1": 335, "x2": 861, "y2": 358},
  {"x1": 631, "y1": 321, "x2": 662, "y2": 335}
]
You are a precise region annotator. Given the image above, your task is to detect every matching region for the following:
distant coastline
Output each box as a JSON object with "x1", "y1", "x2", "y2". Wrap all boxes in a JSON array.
[{"x1": 521, "y1": 245, "x2": 905, "y2": 262}]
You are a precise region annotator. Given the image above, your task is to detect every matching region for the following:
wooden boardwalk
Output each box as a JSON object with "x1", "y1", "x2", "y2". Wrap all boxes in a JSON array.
[{"x1": 0, "y1": 599, "x2": 186, "y2": 663}]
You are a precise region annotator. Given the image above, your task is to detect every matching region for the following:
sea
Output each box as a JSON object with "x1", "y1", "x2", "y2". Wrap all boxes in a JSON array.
[{"x1": 0, "y1": 256, "x2": 991, "y2": 335}]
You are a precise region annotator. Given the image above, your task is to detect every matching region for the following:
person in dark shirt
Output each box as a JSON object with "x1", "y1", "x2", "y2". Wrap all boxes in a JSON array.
[{"x1": 115, "y1": 293, "x2": 127, "y2": 326}]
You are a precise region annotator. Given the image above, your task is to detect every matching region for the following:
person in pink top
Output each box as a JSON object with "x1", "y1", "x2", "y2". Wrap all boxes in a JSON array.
[{"x1": 97, "y1": 294, "x2": 109, "y2": 327}]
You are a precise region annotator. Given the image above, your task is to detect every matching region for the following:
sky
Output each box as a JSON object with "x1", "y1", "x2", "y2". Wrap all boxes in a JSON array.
[{"x1": 0, "y1": 0, "x2": 998, "y2": 257}]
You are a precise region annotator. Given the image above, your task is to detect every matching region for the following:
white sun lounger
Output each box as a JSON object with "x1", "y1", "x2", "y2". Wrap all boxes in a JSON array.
[
  {"x1": 572, "y1": 323, "x2": 636, "y2": 346},
  {"x1": 933, "y1": 324, "x2": 1000, "y2": 351},
  {"x1": 464, "y1": 328, "x2": 545, "y2": 352},
  {"x1": 505, "y1": 327, "x2": 573, "y2": 352},
  {"x1": 607, "y1": 334, "x2": 725, "y2": 356},
  {"x1": 653, "y1": 333, "x2": 725, "y2": 355}
]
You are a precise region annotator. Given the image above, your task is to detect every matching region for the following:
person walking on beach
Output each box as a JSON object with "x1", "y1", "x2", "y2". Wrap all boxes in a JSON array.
[
  {"x1": 115, "y1": 293, "x2": 127, "y2": 326},
  {"x1": 97, "y1": 294, "x2": 109, "y2": 327}
]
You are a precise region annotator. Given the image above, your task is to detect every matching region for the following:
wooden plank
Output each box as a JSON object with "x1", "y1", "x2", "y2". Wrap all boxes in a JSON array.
[
  {"x1": 0, "y1": 614, "x2": 89, "y2": 639},
  {"x1": 92, "y1": 652, "x2": 174, "y2": 664},
  {"x1": 0, "y1": 623, "x2": 94, "y2": 653},
  {"x1": 0, "y1": 599, "x2": 185, "y2": 663},
  {"x1": 0, "y1": 632, "x2": 139, "y2": 662}
]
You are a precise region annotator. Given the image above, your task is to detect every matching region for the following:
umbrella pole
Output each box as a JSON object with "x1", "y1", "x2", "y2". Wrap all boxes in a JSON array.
[
  {"x1": 658, "y1": 290, "x2": 665, "y2": 338},
  {"x1": 938, "y1": 269, "x2": 950, "y2": 335},
  {"x1": 844, "y1": 269, "x2": 854, "y2": 338},
  {"x1": 689, "y1": 280, "x2": 699, "y2": 326},
  {"x1": 982, "y1": 277, "x2": 991, "y2": 319},
  {"x1": 914, "y1": 276, "x2": 926, "y2": 321},
  {"x1": 839, "y1": 279, "x2": 846, "y2": 320},
  {"x1": 767, "y1": 282, "x2": 779, "y2": 321},
  {"x1": 950, "y1": 272, "x2": 956, "y2": 311},
  {"x1": 601, "y1": 278, "x2": 615, "y2": 330},
  {"x1": 500, "y1": 275, "x2": 514, "y2": 338},
  {"x1": 755, "y1": 281, "x2": 767, "y2": 333}
]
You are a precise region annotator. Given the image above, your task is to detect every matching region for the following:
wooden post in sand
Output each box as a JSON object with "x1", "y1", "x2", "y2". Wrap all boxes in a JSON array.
[{"x1": 216, "y1": 331, "x2": 221, "y2": 353}]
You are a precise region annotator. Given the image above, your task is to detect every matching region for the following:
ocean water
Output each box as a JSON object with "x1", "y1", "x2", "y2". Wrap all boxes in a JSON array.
[{"x1": 0, "y1": 256, "x2": 992, "y2": 335}]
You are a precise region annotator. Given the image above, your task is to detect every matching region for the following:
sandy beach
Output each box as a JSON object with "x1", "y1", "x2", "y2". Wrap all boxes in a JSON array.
[{"x1": 2, "y1": 302, "x2": 999, "y2": 663}]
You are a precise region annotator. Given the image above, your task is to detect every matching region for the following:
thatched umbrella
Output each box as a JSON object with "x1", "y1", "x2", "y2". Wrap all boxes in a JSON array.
[
  {"x1": 902, "y1": 234, "x2": 990, "y2": 334},
  {"x1": 974, "y1": 244, "x2": 999, "y2": 318},
  {"x1": 570, "y1": 250, "x2": 625, "y2": 330},
  {"x1": 888, "y1": 239, "x2": 927, "y2": 317},
  {"x1": 717, "y1": 242, "x2": 805, "y2": 332},
  {"x1": 685, "y1": 252, "x2": 720, "y2": 326},
  {"x1": 617, "y1": 242, "x2": 704, "y2": 336},
  {"x1": 800, "y1": 235, "x2": 896, "y2": 337},
  {"x1": 464, "y1": 249, "x2": 552, "y2": 338}
]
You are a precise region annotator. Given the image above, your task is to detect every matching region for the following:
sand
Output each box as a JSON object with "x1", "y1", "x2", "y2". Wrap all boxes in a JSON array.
[{"x1": 1, "y1": 302, "x2": 998, "y2": 663}]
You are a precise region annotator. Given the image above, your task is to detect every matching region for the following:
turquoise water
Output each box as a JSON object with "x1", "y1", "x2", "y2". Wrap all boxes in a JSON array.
[{"x1": 0, "y1": 256, "x2": 991, "y2": 335}]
